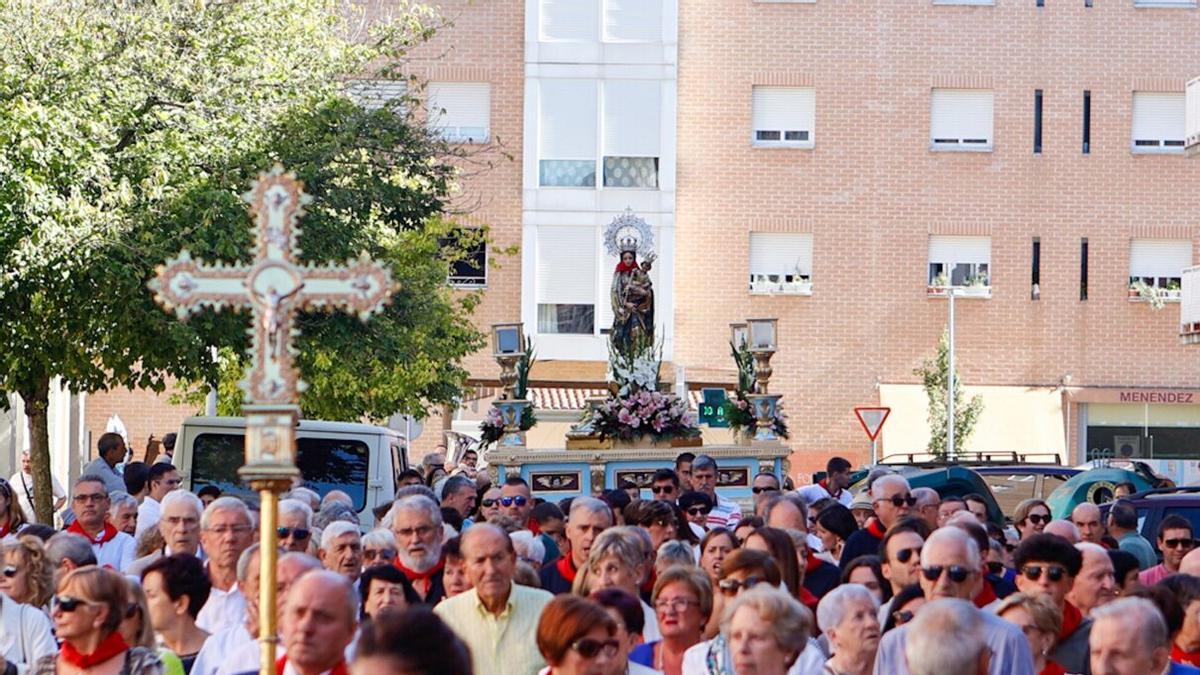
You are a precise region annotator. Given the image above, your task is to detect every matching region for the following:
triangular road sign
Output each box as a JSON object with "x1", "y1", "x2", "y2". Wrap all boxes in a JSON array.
[{"x1": 854, "y1": 407, "x2": 891, "y2": 441}]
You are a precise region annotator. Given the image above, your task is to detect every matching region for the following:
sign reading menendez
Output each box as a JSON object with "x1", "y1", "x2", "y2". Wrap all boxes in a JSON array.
[{"x1": 1119, "y1": 391, "x2": 1195, "y2": 404}]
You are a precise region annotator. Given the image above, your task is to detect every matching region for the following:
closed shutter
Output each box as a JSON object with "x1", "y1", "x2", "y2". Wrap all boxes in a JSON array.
[
  {"x1": 749, "y1": 233, "x2": 814, "y2": 278},
  {"x1": 345, "y1": 80, "x2": 407, "y2": 112},
  {"x1": 930, "y1": 89, "x2": 994, "y2": 147},
  {"x1": 1132, "y1": 92, "x2": 1185, "y2": 148},
  {"x1": 929, "y1": 235, "x2": 991, "y2": 266},
  {"x1": 1130, "y1": 239, "x2": 1192, "y2": 279},
  {"x1": 537, "y1": 227, "x2": 597, "y2": 305},
  {"x1": 427, "y1": 83, "x2": 490, "y2": 142},
  {"x1": 751, "y1": 87, "x2": 815, "y2": 145},
  {"x1": 603, "y1": 0, "x2": 661, "y2": 42},
  {"x1": 602, "y1": 80, "x2": 661, "y2": 157},
  {"x1": 540, "y1": 0, "x2": 598, "y2": 41},
  {"x1": 539, "y1": 80, "x2": 598, "y2": 160},
  {"x1": 1188, "y1": 77, "x2": 1200, "y2": 150}
]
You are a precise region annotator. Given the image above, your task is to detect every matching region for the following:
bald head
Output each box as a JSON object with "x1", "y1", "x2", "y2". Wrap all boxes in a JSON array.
[
  {"x1": 1071, "y1": 503, "x2": 1104, "y2": 545},
  {"x1": 283, "y1": 570, "x2": 358, "y2": 673},
  {"x1": 461, "y1": 522, "x2": 514, "y2": 557},
  {"x1": 1181, "y1": 547, "x2": 1200, "y2": 577},
  {"x1": 1044, "y1": 519, "x2": 1080, "y2": 544}
]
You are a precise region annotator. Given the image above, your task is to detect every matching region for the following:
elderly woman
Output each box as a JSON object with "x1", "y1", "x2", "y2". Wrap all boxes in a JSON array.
[
  {"x1": 817, "y1": 584, "x2": 881, "y2": 675},
  {"x1": 277, "y1": 498, "x2": 314, "y2": 554},
  {"x1": 577, "y1": 526, "x2": 659, "y2": 642},
  {"x1": 0, "y1": 535, "x2": 54, "y2": 610},
  {"x1": 142, "y1": 554, "x2": 211, "y2": 673},
  {"x1": 722, "y1": 586, "x2": 813, "y2": 675},
  {"x1": 630, "y1": 566, "x2": 712, "y2": 675},
  {"x1": 1013, "y1": 499, "x2": 1052, "y2": 542},
  {"x1": 997, "y1": 592, "x2": 1064, "y2": 675},
  {"x1": 656, "y1": 540, "x2": 695, "y2": 575},
  {"x1": 38, "y1": 566, "x2": 162, "y2": 673},
  {"x1": 699, "y1": 528, "x2": 737, "y2": 590},
  {"x1": 108, "y1": 492, "x2": 139, "y2": 537},
  {"x1": 361, "y1": 528, "x2": 397, "y2": 569},
  {"x1": 814, "y1": 504, "x2": 858, "y2": 565},
  {"x1": 0, "y1": 478, "x2": 27, "y2": 543},
  {"x1": 536, "y1": 595, "x2": 619, "y2": 675}
]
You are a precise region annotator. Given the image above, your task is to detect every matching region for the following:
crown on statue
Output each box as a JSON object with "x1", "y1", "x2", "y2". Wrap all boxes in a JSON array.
[
  {"x1": 617, "y1": 233, "x2": 640, "y2": 253},
  {"x1": 603, "y1": 208, "x2": 655, "y2": 259}
]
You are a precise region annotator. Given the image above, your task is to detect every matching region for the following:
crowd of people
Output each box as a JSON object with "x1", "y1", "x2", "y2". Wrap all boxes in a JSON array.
[{"x1": 2, "y1": 434, "x2": 1200, "y2": 674}]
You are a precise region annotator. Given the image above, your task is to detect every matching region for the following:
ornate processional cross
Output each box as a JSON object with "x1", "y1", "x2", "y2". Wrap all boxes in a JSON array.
[{"x1": 149, "y1": 166, "x2": 396, "y2": 405}]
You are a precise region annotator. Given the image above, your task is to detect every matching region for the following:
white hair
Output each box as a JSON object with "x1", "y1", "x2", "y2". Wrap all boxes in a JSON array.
[
  {"x1": 1092, "y1": 597, "x2": 1168, "y2": 652},
  {"x1": 287, "y1": 487, "x2": 321, "y2": 512},
  {"x1": 870, "y1": 474, "x2": 910, "y2": 500},
  {"x1": 921, "y1": 525, "x2": 981, "y2": 569},
  {"x1": 362, "y1": 528, "x2": 396, "y2": 550},
  {"x1": 278, "y1": 498, "x2": 314, "y2": 528},
  {"x1": 817, "y1": 583, "x2": 879, "y2": 634},
  {"x1": 569, "y1": 496, "x2": 613, "y2": 523},
  {"x1": 656, "y1": 540, "x2": 695, "y2": 568},
  {"x1": 1076, "y1": 542, "x2": 1108, "y2": 557},
  {"x1": 201, "y1": 496, "x2": 253, "y2": 530},
  {"x1": 321, "y1": 521, "x2": 362, "y2": 550},
  {"x1": 321, "y1": 490, "x2": 353, "y2": 509},
  {"x1": 510, "y1": 530, "x2": 546, "y2": 566},
  {"x1": 904, "y1": 599, "x2": 985, "y2": 675},
  {"x1": 107, "y1": 491, "x2": 137, "y2": 516},
  {"x1": 161, "y1": 489, "x2": 203, "y2": 516},
  {"x1": 386, "y1": 495, "x2": 442, "y2": 530}
]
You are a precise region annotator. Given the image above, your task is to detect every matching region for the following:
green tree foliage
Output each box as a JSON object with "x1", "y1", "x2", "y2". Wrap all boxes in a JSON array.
[
  {"x1": 914, "y1": 329, "x2": 984, "y2": 458},
  {"x1": 0, "y1": 0, "x2": 486, "y2": 523}
]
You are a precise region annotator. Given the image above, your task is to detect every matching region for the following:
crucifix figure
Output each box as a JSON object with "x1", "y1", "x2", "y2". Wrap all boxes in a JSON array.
[{"x1": 149, "y1": 165, "x2": 396, "y2": 404}]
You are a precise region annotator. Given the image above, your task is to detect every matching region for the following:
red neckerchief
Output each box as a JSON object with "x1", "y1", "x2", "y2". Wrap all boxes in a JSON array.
[
  {"x1": 527, "y1": 517, "x2": 541, "y2": 535},
  {"x1": 615, "y1": 261, "x2": 638, "y2": 273},
  {"x1": 641, "y1": 567, "x2": 657, "y2": 595},
  {"x1": 0, "y1": 518, "x2": 12, "y2": 539},
  {"x1": 61, "y1": 631, "x2": 128, "y2": 669},
  {"x1": 276, "y1": 654, "x2": 349, "y2": 675},
  {"x1": 1039, "y1": 661, "x2": 1067, "y2": 675},
  {"x1": 866, "y1": 518, "x2": 886, "y2": 539},
  {"x1": 805, "y1": 552, "x2": 824, "y2": 574},
  {"x1": 1172, "y1": 644, "x2": 1200, "y2": 667},
  {"x1": 799, "y1": 586, "x2": 819, "y2": 612},
  {"x1": 1058, "y1": 601, "x2": 1083, "y2": 640},
  {"x1": 395, "y1": 555, "x2": 444, "y2": 597},
  {"x1": 67, "y1": 519, "x2": 118, "y2": 545},
  {"x1": 818, "y1": 478, "x2": 842, "y2": 499},
  {"x1": 556, "y1": 555, "x2": 578, "y2": 583},
  {"x1": 973, "y1": 578, "x2": 998, "y2": 608}
]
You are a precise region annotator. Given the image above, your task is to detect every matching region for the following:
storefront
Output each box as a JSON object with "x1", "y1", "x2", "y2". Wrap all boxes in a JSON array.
[{"x1": 1072, "y1": 388, "x2": 1200, "y2": 484}]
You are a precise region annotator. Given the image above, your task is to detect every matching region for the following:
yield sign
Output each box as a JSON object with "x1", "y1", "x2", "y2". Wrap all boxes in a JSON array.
[{"x1": 854, "y1": 407, "x2": 891, "y2": 441}]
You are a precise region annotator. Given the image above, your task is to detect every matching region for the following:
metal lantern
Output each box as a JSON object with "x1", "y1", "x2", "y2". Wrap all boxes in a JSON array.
[
  {"x1": 747, "y1": 318, "x2": 778, "y2": 353},
  {"x1": 730, "y1": 322, "x2": 749, "y2": 350}
]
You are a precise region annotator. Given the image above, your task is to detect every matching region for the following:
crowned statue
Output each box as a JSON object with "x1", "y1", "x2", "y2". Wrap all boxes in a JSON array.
[{"x1": 605, "y1": 210, "x2": 656, "y2": 353}]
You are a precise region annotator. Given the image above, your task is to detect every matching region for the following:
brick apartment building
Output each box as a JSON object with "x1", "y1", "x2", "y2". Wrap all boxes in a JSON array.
[{"x1": 8, "y1": 0, "x2": 1200, "y2": 487}]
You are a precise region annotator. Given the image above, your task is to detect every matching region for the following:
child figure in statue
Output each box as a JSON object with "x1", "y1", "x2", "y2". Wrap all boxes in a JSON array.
[{"x1": 611, "y1": 248, "x2": 655, "y2": 352}]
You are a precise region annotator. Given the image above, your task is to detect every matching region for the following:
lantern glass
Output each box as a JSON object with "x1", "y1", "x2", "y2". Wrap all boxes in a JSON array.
[
  {"x1": 730, "y1": 323, "x2": 748, "y2": 350},
  {"x1": 492, "y1": 323, "x2": 524, "y2": 356},
  {"x1": 747, "y1": 318, "x2": 777, "y2": 352}
]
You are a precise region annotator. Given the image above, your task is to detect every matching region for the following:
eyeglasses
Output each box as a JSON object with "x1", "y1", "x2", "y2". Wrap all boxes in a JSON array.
[
  {"x1": 654, "y1": 597, "x2": 699, "y2": 613},
  {"x1": 651, "y1": 485, "x2": 676, "y2": 494},
  {"x1": 52, "y1": 595, "x2": 96, "y2": 613},
  {"x1": 718, "y1": 576, "x2": 765, "y2": 596},
  {"x1": 876, "y1": 494, "x2": 918, "y2": 508},
  {"x1": 73, "y1": 494, "x2": 108, "y2": 504},
  {"x1": 1164, "y1": 538, "x2": 1196, "y2": 550},
  {"x1": 686, "y1": 507, "x2": 711, "y2": 517},
  {"x1": 2, "y1": 566, "x2": 17, "y2": 578},
  {"x1": 570, "y1": 637, "x2": 619, "y2": 659},
  {"x1": 893, "y1": 546, "x2": 922, "y2": 564},
  {"x1": 480, "y1": 498, "x2": 498, "y2": 508},
  {"x1": 986, "y1": 561, "x2": 1006, "y2": 576},
  {"x1": 395, "y1": 525, "x2": 436, "y2": 539},
  {"x1": 499, "y1": 496, "x2": 528, "y2": 507},
  {"x1": 1020, "y1": 565, "x2": 1067, "y2": 583},
  {"x1": 893, "y1": 609, "x2": 916, "y2": 625},
  {"x1": 277, "y1": 527, "x2": 311, "y2": 540},
  {"x1": 1025, "y1": 514, "x2": 1051, "y2": 526},
  {"x1": 751, "y1": 486, "x2": 780, "y2": 495},
  {"x1": 920, "y1": 565, "x2": 972, "y2": 583}
]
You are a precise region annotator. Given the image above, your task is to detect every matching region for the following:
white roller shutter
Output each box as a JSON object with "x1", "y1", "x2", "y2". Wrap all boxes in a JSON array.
[
  {"x1": 1188, "y1": 77, "x2": 1200, "y2": 151},
  {"x1": 749, "y1": 233, "x2": 813, "y2": 277},
  {"x1": 537, "y1": 227, "x2": 597, "y2": 305},
  {"x1": 930, "y1": 89, "x2": 994, "y2": 148},
  {"x1": 427, "y1": 83, "x2": 490, "y2": 142},
  {"x1": 539, "y1": 80, "x2": 598, "y2": 161},
  {"x1": 1130, "y1": 239, "x2": 1192, "y2": 278},
  {"x1": 929, "y1": 235, "x2": 991, "y2": 265},
  {"x1": 540, "y1": 0, "x2": 598, "y2": 41},
  {"x1": 602, "y1": 80, "x2": 661, "y2": 157},
  {"x1": 345, "y1": 80, "x2": 407, "y2": 111},
  {"x1": 751, "y1": 87, "x2": 815, "y2": 146},
  {"x1": 603, "y1": 0, "x2": 661, "y2": 42},
  {"x1": 1132, "y1": 92, "x2": 1185, "y2": 149}
]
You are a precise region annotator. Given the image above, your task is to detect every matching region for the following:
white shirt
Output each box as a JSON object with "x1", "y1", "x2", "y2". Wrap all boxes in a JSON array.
[
  {"x1": 706, "y1": 495, "x2": 742, "y2": 530},
  {"x1": 641, "y1": 599, "x2": 661, "y2": 642},
  {"x1": 92, "y1": 530, "x2": 136, "y2": 572},
  {"x1": 682, "y1": 636, "x2": 825, "y2": 675},
  {"x1": 10, "y1": 471, "x2": 65, "y2": 523},
  {"x1": 797, "y1": 482, "x2": 853, "y2": 509},
  {"x1": 196, "y1": 581, "x2": 247, "y2": 635},
  {"x1": 135, "y1": 495, "x2": 161, "y2": 541},
  {"x1": 193, "y1": 623, "x2": 255, "y2": 675}
]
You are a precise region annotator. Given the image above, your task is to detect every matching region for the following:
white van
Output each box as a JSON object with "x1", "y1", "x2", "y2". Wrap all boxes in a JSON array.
[{"x1": 173, "y1": 416, "x2": 409, "y2": 528}]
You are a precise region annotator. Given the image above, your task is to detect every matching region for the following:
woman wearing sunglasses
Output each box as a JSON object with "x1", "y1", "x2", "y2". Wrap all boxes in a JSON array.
[
  {"x1": 880, "y1": 583, "x2": 926, "y2": 634},
  {"x1": 536, "y1": 595, "x2": 619, "y2": 675},
  {"x1": 0, "y1": 536, "x2": 54, "y2": 611},
  {"x1": 37, "y1": 566, "x2": 163, "y2": 674},
  {"x1": 1013, "y1": 499, "x2": 1053, "y2": 541}
]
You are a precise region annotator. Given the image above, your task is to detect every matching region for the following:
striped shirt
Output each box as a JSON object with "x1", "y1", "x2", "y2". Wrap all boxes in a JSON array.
[{"x1": 706, "y1": 495, "x2": 742, "y2": 529}]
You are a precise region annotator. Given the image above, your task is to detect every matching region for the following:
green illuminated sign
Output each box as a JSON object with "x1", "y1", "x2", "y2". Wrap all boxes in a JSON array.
[{"x1": 699, "y1": 388, "x2": 730, "y2": 428}]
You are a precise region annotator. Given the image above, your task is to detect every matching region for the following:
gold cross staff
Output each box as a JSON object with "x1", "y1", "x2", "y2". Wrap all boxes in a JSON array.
[{"x1": 149, "y1": 166, "x2": 396, "y2": 674}]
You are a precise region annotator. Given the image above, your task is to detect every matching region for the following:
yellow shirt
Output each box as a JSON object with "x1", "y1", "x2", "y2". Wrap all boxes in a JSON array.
[{"x1": 434, "y1": 583, "x2": 554, "y2": 675}]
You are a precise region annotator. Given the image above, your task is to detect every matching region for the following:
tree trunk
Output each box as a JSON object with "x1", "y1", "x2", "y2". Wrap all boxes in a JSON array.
[{"x1": 21, "y1": 378, "x2": 54, "y2": 526}]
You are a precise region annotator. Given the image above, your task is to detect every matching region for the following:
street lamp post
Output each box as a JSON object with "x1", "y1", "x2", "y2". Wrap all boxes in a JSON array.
[{"x1": 947, "y1": 289, "x2": 956, "y2": 458}]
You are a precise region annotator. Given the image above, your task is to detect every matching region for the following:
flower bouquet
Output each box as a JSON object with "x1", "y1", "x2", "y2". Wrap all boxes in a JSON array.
[{"x1": 589, "y1": 388, "x2": 700, "y2": 443}]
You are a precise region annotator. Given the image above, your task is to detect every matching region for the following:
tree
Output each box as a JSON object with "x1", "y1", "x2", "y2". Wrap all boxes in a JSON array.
[
  {"x1": 0, "y1": 0, "x2": 486, "y2": 524},
  {"x1": 913, "y1": 329, "x2": 984, "y2": 458}
]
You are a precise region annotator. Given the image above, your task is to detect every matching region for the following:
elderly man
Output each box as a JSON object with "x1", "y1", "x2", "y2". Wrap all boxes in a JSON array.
[
  {"x1": 127, "y1": 489, "x2": 204, "y2": 576},
  {"x1": 539, "y1": 496, "x2": 612, "y2": 594},
  {"x1": 277, "y1": 571, "x2": 359, "y2": 675},
  {"x1": 691, "y1": 455, "x2": 741, "y2": 529},
  {"x1": 108, "y1": 491, "x2": 139, "y2": 535},
  {"x1": 197, "y1": 496, "x2": 255, "y2": 634},
  {"x1": 389, "y1": 494, "x2": 446, "y2": 603},
  {"x1": 44, "y1": 532, "x2": 97, "y2": 584},
  {"x1": 1045, "y1": 519, "x2": 1081, "y2": 543},
  {"x1": 277, "y1": 498, "x2": 315, "y2": 553},
  {"x1": 1013, "y1": 533, "x2": 1089, "y2": 673},
  {"x1": 904, "y1": 599, "x2": 988, "y2": 675},
  {"x1": 1067, "y1": 542, "x2": 1117, "y2": 617},
  {"x1": 81, "y1": 432, "x2": 128, "y2": 495},
  {"x1": 1071, "y1": 502, "x2": 1106, "y2": 546},
  {"x1": 1183, "y1": 549, "x2": 1200, "y2": 577},
  {"x1": 65, "y1": 474, "x2": 136, "y2": 570},
  {"x1": 1089, "y1": 597, "x2": 1177, "y2": 675},
  {"x1": 441, "y1": 474, "x2": 477, "y2": 524},
  {"x1": 1109, "y1": 500, "x2": 1157, "y2": 570},
  {"x1": 798, "y1": 456, "x2": 854, "y2": 508},
  {"x1": 135, "y1": 462, "x2": 182, "y2": 540},
  {"x1": 911, "y1": 487, "x2": 941, "y2": 531},
  {"x1": 435, "y1": 524, "x2": 554, "y2": 675},
  {"x1": 319, "y1": 521, "x2": 364, "y2": 583},
  {"x1": 842, "y1": 474, "x2": 915, "y2": 571},
  {"x1": 1140, "y1": 514, "x2": 1195, "y2": 586},
  {"x1": 873, "y1": 527, "x2": 1034, "y2": 675}
]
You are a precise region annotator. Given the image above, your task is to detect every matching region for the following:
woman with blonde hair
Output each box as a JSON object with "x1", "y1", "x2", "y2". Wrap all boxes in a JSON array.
[
  {"x1": 0, "y1": 535, "x2": 54, "y2": 610},
  {"x1": 1013, "y1": 499, "x2": 1052, "y2": 542},
  {"x1": 997, "y1": 592, "x2": 1064, "y2": 675}
]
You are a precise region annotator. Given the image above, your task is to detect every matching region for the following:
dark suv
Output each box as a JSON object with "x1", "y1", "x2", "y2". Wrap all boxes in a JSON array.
[{"x1": 1099, "y1": 487, "x2": 1200, "y2": 559}]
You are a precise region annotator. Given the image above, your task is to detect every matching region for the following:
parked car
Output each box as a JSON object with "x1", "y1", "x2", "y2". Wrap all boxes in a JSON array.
[
  {"x1": 1098, "y1": 487, "x2": 1200, "y2": 561},
  {"x1": 848, "y1": 465, "x2": 1005, "y2": 526},
  {"x1": 973, "y1": 465, "x2": 1081, "y2": 520},
  {"x1": 173, "y1": 416, "x2": 409, "y2": 528},
  {"x1": 1046, "y1": 467, "x2": 1157, "y2": 519}
]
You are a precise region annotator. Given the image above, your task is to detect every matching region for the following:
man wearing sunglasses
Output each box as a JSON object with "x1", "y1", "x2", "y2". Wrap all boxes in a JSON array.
[
  {"x1": 1139, "y1": 514, "x2": 1195, "y2": 586},
  {"x1": 649, "y1": 469, "x2": 680, "y2": 505},
  {"x1": 277, "y1": 498, "x2": 315, "y2": 553},
  {"x1": 1013, "y1": 533, "x2": 1088, "y2": 674},
  {"x1": 841, "y1": 474, "x2": 915, "y2": 572},
  {"x1": 500, "y1": 477, "x2": 535, "y2": 529},
  {"x1": 64, "y1": 475, "x2": 136, "y2": 571},
  {"x1": 877, "y1": 521, "x2": 927, "y2": 624},
  {"x1": 749, "y1": 472, "x2": 781, "y2": 513},
  {"x1": 874, "y1": 527, "x2": 1035, "y2": 675},
  {"x1": 539, "y1": 497, "x2": 612, "y2": 594}
]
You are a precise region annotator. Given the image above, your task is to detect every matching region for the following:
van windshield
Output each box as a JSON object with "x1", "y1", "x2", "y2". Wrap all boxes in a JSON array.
[{"x1": 191, "y1": 433, "x2": 370, "y2": 511}]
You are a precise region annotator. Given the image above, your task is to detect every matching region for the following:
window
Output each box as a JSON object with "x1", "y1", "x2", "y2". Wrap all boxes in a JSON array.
[
  {"x1": 603, "y1": 0, "x2": 662, "y2": 42},
  {"x1": 933, "y1": 0, "x2": 994, "y2": 5},
  {"x1": 749, "y1": 233, "x2": 813, "y2": 294},
  {"x1": 928, "y1": 235, "x2": 991, "y2": 293},
  {"x1": 1031, "y1": 237, "x2": 1041, "y2": 300},
  {"x1": 930, "y1": 89, "x2": 994, "y2": 151},
  {"x1": 539, "y1": 0, "x2": 599, "y2": 41},
  {"x1": 602, "y1": 80, "x2": 661, "y2": 188},
  {"x1": 1081, "y1": 238, "x2": 1089, "y2": 301},
  {"x1": 440, "y1": 229, "x2": 487, "y2": 288},
  {"x1": 539, "y1": 80, "x2": 599, "y2": 187},
  {"x1": 1033, "y1": 90, "x2": 1043, "y2": 154},
  {"x1": 751, "y1": 87, "x2": 815, "y2": 148},
  {"x1": 1129, "y1": 239, "x2": 1191, "y2": 295},
  {"x1": 1187, "y1": 77, "x2": 1200, "y2": 152},
  {"x1": 1083, "y1": 90, "x2": 1092, "y2": 154},
  {"x1": 192, "y1": 434, "x2": 369, "y2": 511},
  {"x1": 537, "y1": 227, "x2": 597, "y2": 334},
  {"x1": 346, "y1": 80, "x2": 407, "y2": 112},
  {"x1": 1131, "y1": 92, "x2": 1185, "y2": 152},
  {"x1": 427, "y1": 83, "x2": 490, "y2": 143},
  {"x1": 1134, "y1": 0, "x2": 1196, "y2": 7}
]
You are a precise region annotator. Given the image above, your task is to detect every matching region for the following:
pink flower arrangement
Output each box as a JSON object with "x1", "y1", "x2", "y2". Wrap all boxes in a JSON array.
[{"x1": 591, "y1": 389, "x2": 699, "y2": 443}]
